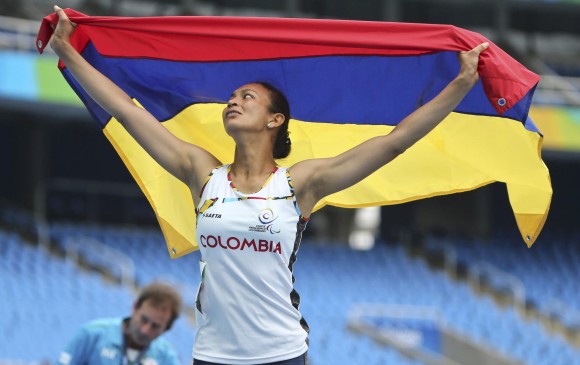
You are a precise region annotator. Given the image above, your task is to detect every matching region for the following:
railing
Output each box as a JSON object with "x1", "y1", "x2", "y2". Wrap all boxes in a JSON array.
[
  {"x1": 64, "y1": 235, "x2": 136, "y2": 287},
  {"x1": 426, "y1": 240, "x2": 528, "y2": 306},
  {"x1": 347, "y1": 304, "x2": 464, "y2": 365},
  {"x1": 469, "y1": 262, "x2": 527, "y2": 304},
  {"x1": 0, "y1": 360, "x2": 46, "y2": 365},
  {"x1": 546, "y1": 298, "x2": 580, "y2": 328},
  {"x1": 348, "y1": 303, "x2": 444, "y2": 324},
  {"x1": 2, "y1": 5, "x2": 578, "y2": 303},
  {"x1": 531, "y1": 56, "x2": 580, "y2": 106},
  {"x1": 2, "y1": 11, "x2": 579, "y2": 106},
  {"x1": 0, "y1": 15, "x2": 47, "y2": 53}
]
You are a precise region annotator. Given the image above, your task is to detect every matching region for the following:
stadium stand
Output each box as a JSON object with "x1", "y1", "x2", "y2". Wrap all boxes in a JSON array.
[
  {"x1": 0, "y1": 228, "x2": 195, "y2": 363},
  {"x1": 423, "y1": 232, "x2": 580, "y2": 332},
  {"x1": 20, "y1": 222, "x2": 580, "y2": 365}
]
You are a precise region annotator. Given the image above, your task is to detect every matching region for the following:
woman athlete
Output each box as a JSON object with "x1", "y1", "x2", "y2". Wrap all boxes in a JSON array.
[{"x1": 50, "y1": 5, "x2": 488, "y2": 364}]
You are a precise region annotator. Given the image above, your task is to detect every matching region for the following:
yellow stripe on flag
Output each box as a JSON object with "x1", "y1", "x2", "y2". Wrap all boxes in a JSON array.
[{"x1": 104, "y1": 102, "x2": 551, "y2": 257}]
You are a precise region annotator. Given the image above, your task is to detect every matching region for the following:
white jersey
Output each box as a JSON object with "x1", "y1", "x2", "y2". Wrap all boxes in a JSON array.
[{"x1": 193, "y1": 164, "x2": 309, "y2": 364}]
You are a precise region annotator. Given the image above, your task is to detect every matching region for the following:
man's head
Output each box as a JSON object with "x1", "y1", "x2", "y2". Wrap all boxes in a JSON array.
[{"x1": 125, "y1": 282, "x2": 182, "y2": 349}]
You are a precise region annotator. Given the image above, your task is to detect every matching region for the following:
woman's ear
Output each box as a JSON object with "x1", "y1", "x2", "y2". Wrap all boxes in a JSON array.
[{"x1": 270, "y1": 113, "x2": 285, "y2": 128}]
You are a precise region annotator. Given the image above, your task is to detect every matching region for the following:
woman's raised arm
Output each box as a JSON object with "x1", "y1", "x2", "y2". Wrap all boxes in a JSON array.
[
  {"x1": 49, "y1": 6, "x2": 220, "y2": 195},
  {"x1": 292, "y1": 42, "x2": 489, "y2": 215}
]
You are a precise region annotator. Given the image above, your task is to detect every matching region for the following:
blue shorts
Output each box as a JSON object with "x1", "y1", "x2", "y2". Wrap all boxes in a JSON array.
[{"x1": 193, "y1": 352, "x2": 307, "y2": 365}]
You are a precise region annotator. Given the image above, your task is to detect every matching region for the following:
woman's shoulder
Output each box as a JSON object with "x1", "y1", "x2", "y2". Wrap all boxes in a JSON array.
[
  {"x1": 286, "y1": 159, "x2": 323, "y2": 181},
  {"x1": 202, "y1": 163, "x2": 229, "y2": 184}
]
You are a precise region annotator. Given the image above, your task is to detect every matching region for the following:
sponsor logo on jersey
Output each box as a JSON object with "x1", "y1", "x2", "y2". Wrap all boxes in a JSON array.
[
  {"x1": 203, "y1": 213, "x2": 221, "y2": 218},
  {"x1": 100, "y1": 347, "x2": 117, "y2": 360}
]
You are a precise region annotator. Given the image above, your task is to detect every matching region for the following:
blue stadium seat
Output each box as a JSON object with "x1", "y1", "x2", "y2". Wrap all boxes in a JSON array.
[
  {"x1": 11, "y1": 223, "x2": 580, "y2": 365},
  {"x1": 0, "y1": 228, "x2": 196, "y2": 363}
]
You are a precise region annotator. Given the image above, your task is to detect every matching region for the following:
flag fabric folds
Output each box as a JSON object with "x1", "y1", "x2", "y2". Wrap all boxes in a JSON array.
[{"x1": 38, "y1": 9, "x2": 552, "y2": 257}]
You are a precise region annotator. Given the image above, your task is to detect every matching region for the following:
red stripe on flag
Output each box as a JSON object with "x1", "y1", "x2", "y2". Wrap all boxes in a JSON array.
[{"x1": 37, "y1": 8, "x2": 540, "y2": 114}]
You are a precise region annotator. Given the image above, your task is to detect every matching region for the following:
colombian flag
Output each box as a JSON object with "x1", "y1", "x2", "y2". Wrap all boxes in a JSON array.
[{"x1": 37, "y1": 9, "x2": 551, "y2": 257}]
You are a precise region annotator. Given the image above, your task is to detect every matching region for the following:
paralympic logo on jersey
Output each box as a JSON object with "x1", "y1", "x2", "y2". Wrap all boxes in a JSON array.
[{"x1": 248, "y1": 208, "x2": 280, "y2": 234}]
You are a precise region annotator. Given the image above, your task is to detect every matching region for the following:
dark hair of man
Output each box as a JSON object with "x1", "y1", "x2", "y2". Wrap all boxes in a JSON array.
[
  {"x1": 255, "y1": 81, "x2": 292, "y2": 159},
  {"x1": 135, "y1": 282, "x2": 182, "y2": 330}
]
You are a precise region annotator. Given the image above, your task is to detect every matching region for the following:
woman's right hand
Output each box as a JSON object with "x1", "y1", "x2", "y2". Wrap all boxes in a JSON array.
[{"x1": 49, "y1": 5, "x2": 77, "y2": 53}]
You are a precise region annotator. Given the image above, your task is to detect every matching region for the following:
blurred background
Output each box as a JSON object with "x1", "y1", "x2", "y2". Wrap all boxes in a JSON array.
[{"x1": 1, "y1": 0, "x2": 579, "y2": 364}]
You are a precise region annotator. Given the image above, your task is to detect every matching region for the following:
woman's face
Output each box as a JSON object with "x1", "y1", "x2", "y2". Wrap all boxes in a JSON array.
[{"x1": 222, "y1": 83, "x2": 273, "y2": 135}]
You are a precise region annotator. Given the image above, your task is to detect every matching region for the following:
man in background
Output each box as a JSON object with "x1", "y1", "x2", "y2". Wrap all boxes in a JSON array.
[{"x1": 58, "y1": 282, "x2": 183, "y2": 365}]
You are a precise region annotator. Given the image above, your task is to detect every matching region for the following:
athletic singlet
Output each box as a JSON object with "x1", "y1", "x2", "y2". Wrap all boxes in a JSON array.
[{"x1": 193, "y1": 164, "x2": 309, "y2": 364}]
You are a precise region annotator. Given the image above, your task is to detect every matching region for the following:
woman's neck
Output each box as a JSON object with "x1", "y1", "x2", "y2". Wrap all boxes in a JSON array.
[
  {"x1": 231, "y1": 142, "x2": 277, "y2": 177},
  {"x1": 229, "y1": 156, "x2": 278, "y2": 194}
]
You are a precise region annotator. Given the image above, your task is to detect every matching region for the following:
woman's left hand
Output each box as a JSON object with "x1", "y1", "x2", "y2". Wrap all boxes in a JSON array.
[{"x1": 457, "y1": 42, "x2": 489, "y2": 86}]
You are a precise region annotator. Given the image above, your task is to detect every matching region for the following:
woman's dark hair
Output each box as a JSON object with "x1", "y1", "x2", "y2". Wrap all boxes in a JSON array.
[{"x1": 255, "y1": 81, "x2": 292, "y2": 159}]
